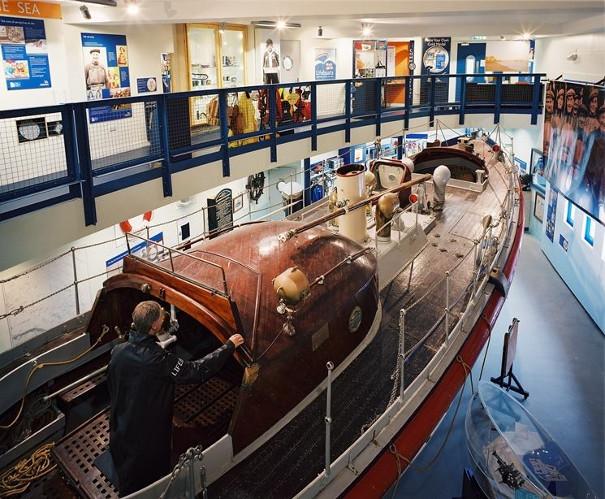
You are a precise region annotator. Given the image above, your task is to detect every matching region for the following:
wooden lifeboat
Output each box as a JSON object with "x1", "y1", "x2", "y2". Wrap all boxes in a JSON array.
[{"x1": 85, "y1": 220, "x2": 379, "y2": 453}]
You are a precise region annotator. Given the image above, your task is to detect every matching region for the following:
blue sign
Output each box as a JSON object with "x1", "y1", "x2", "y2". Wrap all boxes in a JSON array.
[
  {"x1": 559, "y1": 234, "x2": 569, "y2": 252},
  {"x1": 106, "y1": 232, "x2": 163, "y2": 268},
  {"x1": 81, "y1": 33, "x2": 132, "y2": 123},
  {"x1": 545, "y1": 189, "x2": 558, "y2": 242},
  {"x1": 314, "y1": 48, "x2": 336, "y2": 81},
  {"x1": 137, "y1": 76, "x2": 157, "y2": 94},
  {"x1": 1, "y1": 16, "x2": 51, "y2": 90}
]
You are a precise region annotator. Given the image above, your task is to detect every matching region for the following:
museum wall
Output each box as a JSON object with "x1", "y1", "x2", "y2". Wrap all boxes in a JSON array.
[{"x1": 531, "y1": 32, "x2": 605, "y2": 333}]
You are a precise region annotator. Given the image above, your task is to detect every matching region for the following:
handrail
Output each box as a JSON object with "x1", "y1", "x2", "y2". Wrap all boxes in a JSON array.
[
  {"x1": 125, "y1": 232, "x2": 230, "y2": 296},
  {"x1": 0, "y1": 73, "x2": 545, "y2": 226}
]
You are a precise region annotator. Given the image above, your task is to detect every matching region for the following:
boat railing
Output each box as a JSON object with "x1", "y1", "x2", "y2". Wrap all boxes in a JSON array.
[
  {"x1": 304, "y1": 138, "x2": 520, "y2": 498},
  {"x1": 124, "y1": 232, "x2": 230, "y2": 297},
  {"x1": 123, "y1": 232, "x2": 264, "y2": 344}
]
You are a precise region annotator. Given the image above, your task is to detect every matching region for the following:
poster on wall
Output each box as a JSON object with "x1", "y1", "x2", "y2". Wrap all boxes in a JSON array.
[
  {"x1": 81, "y1": 33, "x2": 132, "y2": 123},
  {"x1": 485, "y1": 41, "x2": 530, "y2": 73},
  {"x1": 314, "y1": 48, "x2": 336, "y2": 81},
  {"x1": 0, "y1": 16, "x2": 51, "y2": 90},
  {"x1": 545, "y1": 189, "x2": 558, "y2": 242},
  {"x1": 420, "y1": 37, "x2": 450, "y2": 105},
  {"x1": 543, "y1": 79, "x2": 605, "y2": 223},
  {"x1": 421, "y1": 37, "x2": 450, "y2": 74},
  {"x1": 136, "y1": 77, "x2": 157, "y2": 94}
]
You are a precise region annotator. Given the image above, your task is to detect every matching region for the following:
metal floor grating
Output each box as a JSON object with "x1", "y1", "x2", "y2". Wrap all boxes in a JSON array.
[
  {"x1": 53, "y1": 376, "x2": 240, "y2": 498},
  {"x1": 52, "y1": 412, "x2": 116, "y2": 499}
]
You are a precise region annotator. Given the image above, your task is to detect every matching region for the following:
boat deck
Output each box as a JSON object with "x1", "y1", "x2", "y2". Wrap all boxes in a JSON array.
[
  {"x1": 23, "y1": 141, "x2": 511, "y2": 499},
  {"x1": 209, "y1": 142, "x2": 511, "y2": 498}
]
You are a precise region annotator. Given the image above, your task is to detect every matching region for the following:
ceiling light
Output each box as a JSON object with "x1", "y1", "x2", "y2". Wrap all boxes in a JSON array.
[
  {"x1": 251, "y1": 20, "x2": 301, "y2": 29},
  {"x1": 362, "y1": 23, "x2": 372, "y2": 37},
  {"x1": 126, "y1": 0, "x2": 139, "y2": 15},
  {"x1": 522, "y1": 32, "x2": 531, "y2": 40}
]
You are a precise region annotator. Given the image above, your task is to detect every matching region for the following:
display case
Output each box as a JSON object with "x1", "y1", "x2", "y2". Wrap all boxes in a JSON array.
[{"x1": 186, "y1": 23, "x2": 247, "y2": 127}]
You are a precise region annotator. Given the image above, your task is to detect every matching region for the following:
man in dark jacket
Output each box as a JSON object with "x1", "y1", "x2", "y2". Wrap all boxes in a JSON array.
[{"x1": 108, "y1": 300, "x2": 244, "y2": 496}]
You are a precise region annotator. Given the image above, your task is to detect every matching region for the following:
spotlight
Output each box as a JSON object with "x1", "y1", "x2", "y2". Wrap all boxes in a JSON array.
[
  {"x1": 126, "y1": 0, "x2": 139, "y2": 15},
  {"x1": 80, "y1": 4, "x2": 91, "y2": 19},
  {"x1": 361, "y1": 23, "x2": 372, "y2": 37},
  {"x1": 317, "y1": 26, "x2": 323, "y2": 37},
  {"x1": 522, "y1": 32, "x2": 531, "y2": 40},
  {"x1": 276, "y1": 19, "x2": 286, "y2": 30}
]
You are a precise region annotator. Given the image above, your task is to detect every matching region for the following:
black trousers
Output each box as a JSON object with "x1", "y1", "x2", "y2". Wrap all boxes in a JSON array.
[{"x1": 264, "y1": 72, "x2": 279, "y2": 84}]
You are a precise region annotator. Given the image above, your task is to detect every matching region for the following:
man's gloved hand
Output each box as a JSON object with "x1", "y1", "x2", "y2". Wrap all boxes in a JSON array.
[{"x1": 229, "y1": 334, "x2": 245, "y2": 348}]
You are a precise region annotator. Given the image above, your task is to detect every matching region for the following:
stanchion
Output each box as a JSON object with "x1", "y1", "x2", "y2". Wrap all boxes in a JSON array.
[{"x1": 324, "y1": 361, "x2": 334, "y2": 476}]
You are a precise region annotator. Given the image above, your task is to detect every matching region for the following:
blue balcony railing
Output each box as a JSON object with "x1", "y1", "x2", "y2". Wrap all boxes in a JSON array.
[{"x1": 0, "y1": 73, "x2": 544, "y2": 225}]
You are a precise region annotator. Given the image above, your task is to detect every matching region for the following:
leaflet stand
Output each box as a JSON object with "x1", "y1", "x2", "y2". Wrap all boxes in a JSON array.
[{"x1": 490, "y1": 318, "x2": 529, "y2": 399}]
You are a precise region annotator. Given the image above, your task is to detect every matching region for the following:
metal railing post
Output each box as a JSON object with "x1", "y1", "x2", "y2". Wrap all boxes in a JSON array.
[
  {"x1": 71, "y1": 247, "x2": 80, "y2": 315},
  {"x1": 74, "y1": 104, "x2": 97, "y2": 226},
  {"x1": 429, "y1": 75, "x2": 436, "y2": 127},
  {"x1": 311, "y1": 83, "x2": 318, "y2": 151},
  {"x1": 458, "y1": 76, "x2": 466, "y2": 125},
  {"x1": 344, "y1": 80, "x2": 352, "y2": 143},
  {"x1": 375, "y1": 77, "x2": 382, "y2": 136},
  {"x1": 324, "y1": 361, "x2": 334, "y2": 476},
  {"x1": 157, "y1": 94, "x2": 173, "y2": 197},
  {"x1": 530, "y1": 74, "x2": 541, "y2": 125},
  {"x1": 444, "y1": 271, "x2": 450, "y2": 344},
  {"x1": 398, "y1": 308, "x2": 406, "y2": 400},
  {"x1": 494, "y1": 74, "x2": 503, "y2": 124},
  {"x1": 269, "y1": 85, "x2": 278, "y2": 163},
  {"x1": 218, "y1": 90, "x2": 231, "y2": 176}
]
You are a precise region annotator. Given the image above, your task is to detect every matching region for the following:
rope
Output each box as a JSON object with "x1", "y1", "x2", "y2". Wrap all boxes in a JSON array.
[
  {"x1": 388, "y1": 355, "x2": 473, "y2": 498},
  {"x1": 0, "y1": 284, "x2": 74, "y2": 321},
  {"x1": 0, "y1": 443, "x2": 56, "y2": 497},
  {"x1": 478, "y1": 314, "x2": 493, "y2": 382},
  {"x1": 0, "y1": 325, "x2": 110, "y2": 430},
  {"x1": 0, "y1": 250, "x2": 72, "y2": 284}
]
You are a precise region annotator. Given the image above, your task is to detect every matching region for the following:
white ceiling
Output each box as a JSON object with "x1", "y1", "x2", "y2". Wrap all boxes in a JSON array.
[{"x1": 61, "y1": 0, "x2": 605, "y2": 38}]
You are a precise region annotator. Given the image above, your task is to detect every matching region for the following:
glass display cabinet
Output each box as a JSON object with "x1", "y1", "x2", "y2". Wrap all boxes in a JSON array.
[{"x1": 186, "y1": 24, "x2": 247, "y2": 127}]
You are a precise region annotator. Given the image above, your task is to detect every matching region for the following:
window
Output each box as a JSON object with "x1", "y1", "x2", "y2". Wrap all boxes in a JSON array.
[
  {"x1": 566, "y1": 200, "x2": 576, "y2": 227},
  {"x1": 584, "y1": 216, "x2": 595, "y2": 246}
]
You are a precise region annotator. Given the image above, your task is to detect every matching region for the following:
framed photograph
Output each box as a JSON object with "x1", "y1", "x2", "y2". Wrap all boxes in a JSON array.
[
  {"x1": 233, "y1": 193, "x2": 244, "y2": 213},
  {"x1": 534, "y1": 191, "x2": 545, "y2": 223}
]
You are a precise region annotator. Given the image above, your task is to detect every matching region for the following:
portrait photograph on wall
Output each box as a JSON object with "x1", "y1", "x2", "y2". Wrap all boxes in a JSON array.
[
  {"x1": 543, "y1": 79, "x2": 605, "y2": 223},
  {"x1": 81, "y1": 33, "x2": 132, "y2": 123}
]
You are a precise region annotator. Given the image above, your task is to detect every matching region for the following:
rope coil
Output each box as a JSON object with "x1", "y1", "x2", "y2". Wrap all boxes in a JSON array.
[{"x1": 0, "y1": 443, "x2": 56, "y2": 497}]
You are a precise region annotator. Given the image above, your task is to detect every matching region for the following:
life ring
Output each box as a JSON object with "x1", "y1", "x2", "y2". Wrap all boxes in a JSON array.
[{"x1": 119, "y1": 210, "x2": 153, "y2": 233}]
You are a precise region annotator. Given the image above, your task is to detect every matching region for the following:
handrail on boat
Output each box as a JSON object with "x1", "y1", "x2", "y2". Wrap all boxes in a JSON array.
[{"x1": 124, "y1": 232, "x2": 230, "y2": 297}]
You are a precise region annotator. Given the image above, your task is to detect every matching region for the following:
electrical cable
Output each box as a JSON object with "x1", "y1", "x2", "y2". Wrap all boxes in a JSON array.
[{"x1": 0, "y1": 326, "x2": 110, "y2": 430}]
